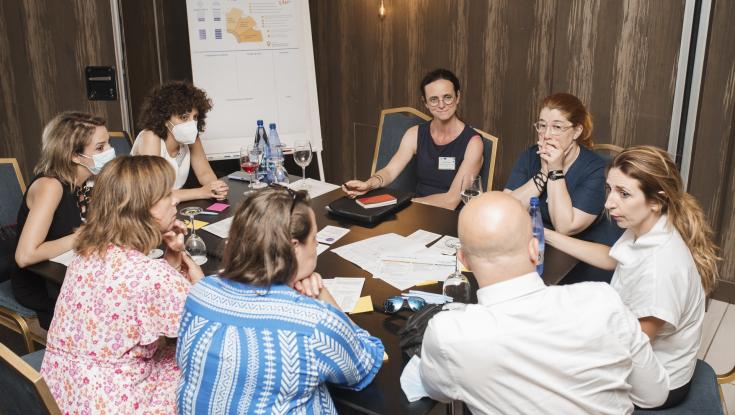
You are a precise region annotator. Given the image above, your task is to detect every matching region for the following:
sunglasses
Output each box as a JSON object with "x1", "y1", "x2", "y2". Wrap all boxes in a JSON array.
[
  {"x1": 268, "y1": 183, "x2": 308, "y2": 214},
  {"x1": 383, "y1": 296, "x2": 427, "y2": 314}
]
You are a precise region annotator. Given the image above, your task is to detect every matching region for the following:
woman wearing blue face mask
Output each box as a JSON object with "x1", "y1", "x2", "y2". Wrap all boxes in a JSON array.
[
  {"x1": 13, "y1": 111, "x2": 112, "y2": 329},
  {"x1": 132, "y1": 81, "x2": 228, "y2": 202}
]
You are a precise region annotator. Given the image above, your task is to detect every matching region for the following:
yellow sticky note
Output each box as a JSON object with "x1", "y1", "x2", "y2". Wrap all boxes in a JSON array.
[
  {"x1": 349, "y1": 296, "x2": 374, "y2": 314},
  {"x1": 183, "y1": 219, "x2": 209, "y2": 230},
  {"x1": 461, "y1": 263, "x2": 471, "y2": 272},
  {"x1": 383, "y1": 351, "x2": 389, "y2": 361},
  {"x1": 415, "y1": 280, "x2": 438, "y2": 286}
]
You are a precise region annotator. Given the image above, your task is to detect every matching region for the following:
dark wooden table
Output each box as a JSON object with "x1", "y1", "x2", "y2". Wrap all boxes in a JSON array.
[{"x1": 29, "y1": 177, "x2": 578, "y2": 415}]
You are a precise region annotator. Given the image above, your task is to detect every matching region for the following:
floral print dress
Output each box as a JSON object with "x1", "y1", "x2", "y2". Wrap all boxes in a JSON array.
[{"x1": 41, "y1": 245, "x2": 191, "y2": 414}]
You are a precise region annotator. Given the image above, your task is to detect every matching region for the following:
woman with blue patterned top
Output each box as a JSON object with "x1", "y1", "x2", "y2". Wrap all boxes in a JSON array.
[{"x1": 176, "y1": 186, "x2": 385, "y2": 414}]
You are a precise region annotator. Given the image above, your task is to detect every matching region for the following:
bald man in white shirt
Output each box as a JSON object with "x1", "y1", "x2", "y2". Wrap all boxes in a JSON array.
[{"x1": 414, "y1": 192, "x2": 669, "y2": 414}]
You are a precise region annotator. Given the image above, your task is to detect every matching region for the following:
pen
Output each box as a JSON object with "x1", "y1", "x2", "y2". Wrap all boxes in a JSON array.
[{"x1": 198, "y1": 211, "x2": 219, "y2": 215}]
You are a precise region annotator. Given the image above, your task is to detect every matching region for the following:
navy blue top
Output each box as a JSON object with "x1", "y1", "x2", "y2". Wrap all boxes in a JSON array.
[
  {"x1": 415, "y1": 122, "x2": 476, "y2": 197},
  {"x1": 505, "y1": 145, "x2": 617, "y2": 243}
]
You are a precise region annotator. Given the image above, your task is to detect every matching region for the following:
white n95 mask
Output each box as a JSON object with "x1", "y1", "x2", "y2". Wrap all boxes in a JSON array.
[{"x1": 169, "y1": 120, "x2": 198, "y2": 145}]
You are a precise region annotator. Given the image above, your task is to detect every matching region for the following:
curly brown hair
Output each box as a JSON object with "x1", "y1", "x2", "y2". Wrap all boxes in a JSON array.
[{"x1": 137, "y1": 81, "x2": 213, "y2": 139}]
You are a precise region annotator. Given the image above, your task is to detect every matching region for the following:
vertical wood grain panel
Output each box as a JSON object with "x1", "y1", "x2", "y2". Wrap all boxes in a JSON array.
[
  {"x1": 0, "y1": 0, "x2": 122, "y2": 181},
  {"x1": 689, "y1": 0, "x2": 735, "y2": 284}
]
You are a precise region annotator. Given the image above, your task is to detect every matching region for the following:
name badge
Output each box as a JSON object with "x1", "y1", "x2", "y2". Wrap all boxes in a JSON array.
[{"x1": 438, "y1": 157, "x2": 456, "y2": 171}]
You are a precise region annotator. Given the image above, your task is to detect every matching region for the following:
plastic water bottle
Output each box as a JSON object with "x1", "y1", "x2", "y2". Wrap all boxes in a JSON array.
[
  {"x1": 529, "y1": 197, "x2": 545, "y2": 276},
  {"x1": 268, "y1": 123, "x2": 282, "y2": 149},
  {"x1": 254, "y1": 120, "x2": 270, "y2": 181}
]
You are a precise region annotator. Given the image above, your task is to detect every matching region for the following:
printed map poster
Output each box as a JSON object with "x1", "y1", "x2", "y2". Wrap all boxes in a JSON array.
[{"x1": 186, "y1": 0, "x2": 323, "y2": 159}]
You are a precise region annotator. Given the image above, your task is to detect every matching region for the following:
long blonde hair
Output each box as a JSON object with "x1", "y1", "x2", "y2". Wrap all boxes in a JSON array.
[
  {"x1": 34, "y1": 112, "x2": 106, "y2": 187},
  {"x1": 610, "y1": 146, "x2": 720, "y2": 294},
  {"x1": 75, "y1": 156, "x2": 175, "y2": 257}
]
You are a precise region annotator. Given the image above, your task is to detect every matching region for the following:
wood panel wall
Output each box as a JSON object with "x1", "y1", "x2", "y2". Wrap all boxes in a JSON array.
[
  {"x1": 0, "y1": 0, "x2": 123, "y2": 181},
  {"x1": 308, "y1": 0, "x2": 685, "y2": 189},
  {"x1": 689, "y1": 0, "x2": 735, "y2": 289}
]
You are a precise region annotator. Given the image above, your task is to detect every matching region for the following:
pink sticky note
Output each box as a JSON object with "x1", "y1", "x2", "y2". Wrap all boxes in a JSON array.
[{"x1": 207, "y1": 203, "x2": 230, "y2": 212}]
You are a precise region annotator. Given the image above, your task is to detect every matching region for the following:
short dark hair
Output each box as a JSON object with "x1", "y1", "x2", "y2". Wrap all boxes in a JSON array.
[
  {"x1": 137, "y1": 81, "x2": 213, "y2": 139},
  {"x1": 420, "y1": 68, "x2": 460, "y2": 98},
  {"x1": 220, "y1": 187, "x2": 312, "y2": 287}
]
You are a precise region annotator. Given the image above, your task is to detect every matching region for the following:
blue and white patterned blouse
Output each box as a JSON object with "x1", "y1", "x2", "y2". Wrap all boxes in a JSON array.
[{"x1": 176, "y1": 276, "x2": 384, "y2": 415}]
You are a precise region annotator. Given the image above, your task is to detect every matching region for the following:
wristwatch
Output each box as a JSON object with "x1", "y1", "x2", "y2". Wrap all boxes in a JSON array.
[{"x1": 548, "y1": 170, "x2": 565, "y2": 181}]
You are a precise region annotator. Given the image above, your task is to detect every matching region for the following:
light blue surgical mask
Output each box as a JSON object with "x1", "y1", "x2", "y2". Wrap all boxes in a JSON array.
[{"x1": 78, "y1": 147, "x2": 115, "y2": 175}]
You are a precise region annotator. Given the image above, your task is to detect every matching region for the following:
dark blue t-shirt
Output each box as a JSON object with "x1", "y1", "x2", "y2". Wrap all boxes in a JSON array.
[
  {"x1": 415, "y1": 123, "x2": 475, "y2": 197},
  {"x1": 505, "y1": 145, "x2": 613, "y2": 242}
]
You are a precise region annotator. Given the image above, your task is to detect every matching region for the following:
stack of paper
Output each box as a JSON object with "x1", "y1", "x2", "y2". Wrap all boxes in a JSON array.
[
  {"x1": 322, "y1": 277, "x2": 365, "y2": 313},
  {"x1": 51, "y1": 250, "x2": 75, "y2": 266},
  {"x1": 332, "y1": 233, "x2": 456, "y2": 291}
]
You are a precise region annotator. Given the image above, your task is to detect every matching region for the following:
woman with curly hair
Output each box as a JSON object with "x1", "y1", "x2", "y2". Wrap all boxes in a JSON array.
[
  {"x1": 132, "y1": 81, "x2": 228, "y2": 201},
  {"x1": 545, "y1": 145, "x2": 720, "y2": 409}
]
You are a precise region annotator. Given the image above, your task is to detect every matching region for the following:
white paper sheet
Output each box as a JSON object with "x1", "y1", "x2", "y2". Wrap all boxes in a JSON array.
[
  {"x1": 331, "y1": 233, "x2": 427, "y2": 275},
  {"x1": 322, "y1": 277, "x2": 365, "y2": 313},
  {"x1": 407, "y1": 229, "x2": 442, "y2": 246},
  {"x1": 426, "y1": 235, "x2": 460, "y2": 255},
  {"x1": 201, "y1": 216, "x2": 233, "y2": 239},
  {"x1": 50, "y1": 250, "x2": 75, "y2": 266},
  {"x1": 289, "y1": 179, "x2": 340, "y2": 199},
  {"x1": 316, "y1": 225, "x2": 350, "y2": 244},
  {"x1": 317, "y1": 243, "x2": 329, "y2": 255}
]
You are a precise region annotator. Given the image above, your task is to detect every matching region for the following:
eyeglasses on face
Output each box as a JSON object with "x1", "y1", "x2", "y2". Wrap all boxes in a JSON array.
[
  {"x1": 383, "y1": 295, "x2": 427, "y2": 314},
  {"x1": 426, "y1": 94, "x2": 456, "y2": 107},
  {"x1": 533, "y1": 121, "x2": 574, "y2": 136}
]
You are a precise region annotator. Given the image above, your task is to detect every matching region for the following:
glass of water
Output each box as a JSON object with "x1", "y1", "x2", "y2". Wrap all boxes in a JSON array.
[
  {"x1": 179, "y1": 206, "x2": 207, "y2": 265},
  {"x1": 460, "y1": 175, "x2": 482, "y2": 205},
  {"x1": 293, "y1": 140, "x2": 313, "y2": 190},
  {"x1": 442, "y1": 238, "x2": 470, "y2": 303}
]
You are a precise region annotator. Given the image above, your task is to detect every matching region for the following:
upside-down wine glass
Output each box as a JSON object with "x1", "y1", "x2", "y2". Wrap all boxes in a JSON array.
[
  {"x1": 179, "y1": 206, "x2": 207, "y2": 265},
  {"x1": 442, "y1": 238, "x2": 470, "y2": 303}
]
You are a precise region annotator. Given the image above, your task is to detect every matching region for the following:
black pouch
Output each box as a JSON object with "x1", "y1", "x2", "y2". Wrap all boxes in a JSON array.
[{"x1": 397, "y1": 303, "x2": 445, "y2": 358}]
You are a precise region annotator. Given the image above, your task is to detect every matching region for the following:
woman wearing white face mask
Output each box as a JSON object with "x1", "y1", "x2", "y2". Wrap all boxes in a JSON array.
[
  {"x1": 13, "y1": 111, "x2": 112, "y2": 329},
  {"x1": 132, "y1": 81, "x2": 228, "y2": 202}
]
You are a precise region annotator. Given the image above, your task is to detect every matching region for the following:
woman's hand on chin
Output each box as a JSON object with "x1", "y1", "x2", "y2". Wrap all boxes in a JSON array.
[{"x1": 292, "y1": 272, "x2": 324, "y2": 298}]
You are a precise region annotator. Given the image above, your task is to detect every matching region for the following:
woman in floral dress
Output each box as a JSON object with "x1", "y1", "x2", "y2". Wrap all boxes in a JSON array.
[{"x1": 41, "y1": 156, "x2": 203, "y2": 414}]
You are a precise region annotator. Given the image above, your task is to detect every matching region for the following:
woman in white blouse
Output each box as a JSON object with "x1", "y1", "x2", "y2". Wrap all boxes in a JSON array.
[
  {"x1": 132, "y1": 81, "x2": 228, "y2": 202},
  {"x1": 545, "y1": 145, "x2": 719, "y2": 409}
]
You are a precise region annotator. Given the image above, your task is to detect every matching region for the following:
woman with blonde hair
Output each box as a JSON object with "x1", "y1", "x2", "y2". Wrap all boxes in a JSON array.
[
  {"x1": 13, "y1": 111, "x2": 114, "y2": 328},
  {"x1": 41, "y1": 156, "x2": 203, "y2": 414},
  {"x1": 545, "y1": 145, "x2": 719, "y2": 408},
  {"x1": 177, "y1": 186, "x2": 384, "y2": 414}
]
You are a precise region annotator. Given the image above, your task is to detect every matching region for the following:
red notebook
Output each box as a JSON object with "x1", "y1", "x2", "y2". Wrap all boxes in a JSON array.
[{"x1": 356, "y1": 194, "x2": 397, "y2": 209}]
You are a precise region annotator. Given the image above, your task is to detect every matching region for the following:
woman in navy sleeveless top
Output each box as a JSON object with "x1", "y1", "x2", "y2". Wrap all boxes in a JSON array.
[
  {"x1": 343, "y1": 69, "x2": 483, "y2": 210},
  {"x1": 13, "y1": 112, "x2": 113, "y2": 328}
]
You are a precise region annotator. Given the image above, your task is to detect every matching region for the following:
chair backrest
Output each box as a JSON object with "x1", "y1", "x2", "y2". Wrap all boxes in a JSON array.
[
  {"x1": 109, "y1": 131, "x2": 132, "y2": 157},
  {"x1": 592, "y1": 143, "x2": 624, "y2": 165},
  {"x1": 372, "y1": 107, "x2": 431, "y2": 193},
  {"x1": 0, "y1": 158, "x2": 26, "y2": 228},
  {"x1": 0, "y1": 343, "x2": 60, "y2": 415},
  {"x1": 472, "y1": 128, "x2": 499, "y2": 191}
]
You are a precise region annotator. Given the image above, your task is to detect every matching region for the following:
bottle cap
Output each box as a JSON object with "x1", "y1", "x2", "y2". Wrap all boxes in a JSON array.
[
  {"x1": 530, "y1": 196, "x2": 539, "y2": 207},
  {"x1": 269, "y1": 123, "x2": 276, "y2": 129},
  {"x1": 257, "y1": 120, "x2": 264, "y2": 125}
]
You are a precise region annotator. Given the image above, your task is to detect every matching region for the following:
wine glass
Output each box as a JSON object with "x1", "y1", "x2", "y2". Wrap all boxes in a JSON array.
[
  {"x1": 179, "y1": 206, "x2": 208, "y2": 265},
  {"x1": 241, "y1": 145, "x2": 266, "y2": 190},
  {"x1": 460, "y1": 175, "x2": 483, "y2": 205},
  {"x1": 293, "y1": 140, "x2": 313, "y2": 190},
  {"x1": 442, "y1": 238, "x2": 470, "y2": 303}
]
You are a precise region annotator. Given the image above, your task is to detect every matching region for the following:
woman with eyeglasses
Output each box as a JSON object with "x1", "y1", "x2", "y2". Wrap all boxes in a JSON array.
[
  {"x1": 504, "y1": 93, "x2": 621, "y2": 283},
  {"x1": 342, "y1": 68, "x2": 483, "y2": 210},
  {"x1": 13, "y1": 111, "x2": 114, "y2": 329},
  {"x1": 176, "y1": 186, "x2": 384, "y2": 414}
]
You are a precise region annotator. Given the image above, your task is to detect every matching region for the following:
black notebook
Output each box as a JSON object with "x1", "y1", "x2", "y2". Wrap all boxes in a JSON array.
[{"x1": 326, "y1": 189, "x2": 413, "y2": 225}]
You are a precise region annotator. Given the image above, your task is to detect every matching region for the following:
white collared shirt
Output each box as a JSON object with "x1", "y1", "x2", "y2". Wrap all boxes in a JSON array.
[
  {"x1": 417, "y1": 273, "x2": 669, "y2": 415},
  {"x1": 610, "y1": 214, "x2": 704, "y2": 389}
]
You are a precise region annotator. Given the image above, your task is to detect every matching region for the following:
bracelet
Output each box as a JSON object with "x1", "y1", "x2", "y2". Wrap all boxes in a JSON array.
[
  {"x1": 548, "y1": 170, "x2": 565, "y2": 181},
  {"x1": 369, "y1": 174, "x2": 384, "y2": 190},
  {"x1": 533, "y1": 171, "x2": 547, "y2": 193}
]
